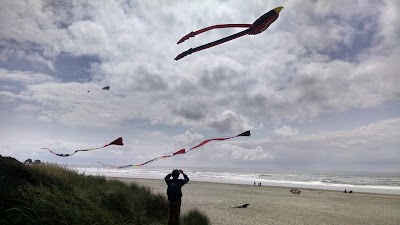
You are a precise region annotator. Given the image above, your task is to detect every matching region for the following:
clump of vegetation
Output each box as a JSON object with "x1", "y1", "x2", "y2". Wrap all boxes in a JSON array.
[
  {"x1": 0, "y1": 156, "x2": 210, "y2": 225},
  {"x1": 181, "y1": 209, "x2": 211, "y2": 225}
]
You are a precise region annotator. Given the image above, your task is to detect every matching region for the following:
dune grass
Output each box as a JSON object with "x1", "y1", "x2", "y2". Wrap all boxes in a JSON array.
[
  {"x1": 181, "y1": 209, "x2": 211, "y2": 225},
  {"x1": 0, "y1": 156, "x2": 210, "y2": 225}
]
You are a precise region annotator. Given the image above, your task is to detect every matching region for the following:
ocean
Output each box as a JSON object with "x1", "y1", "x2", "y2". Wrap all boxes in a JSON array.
[{"x1": 69, "y1": 165, "x2": 400, "y2": 195}]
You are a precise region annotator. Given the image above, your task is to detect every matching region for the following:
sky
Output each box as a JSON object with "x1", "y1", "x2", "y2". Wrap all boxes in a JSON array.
[{"x1": 0, "y1": 0, "x2": 399, "y2": 172}]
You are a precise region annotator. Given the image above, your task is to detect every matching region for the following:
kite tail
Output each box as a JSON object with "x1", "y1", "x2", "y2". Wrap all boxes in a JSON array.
[
  {"x1": 98, "y1": 131, "x2": 251, "y2": 168},
  {"x1": 175, "y1": 29, "x2": 250, "y2": 60},
  {"x1": 177, "y1": 24, "x2": 252, "y2": 44},
  {"x1": 186, "y1": 130, "x2": 250, "y2": 153},
  {"x1": 43, "y1": 147, "x2": 103, "y2": 157},
  {"x1": 96, "y1": 162, "x2": 135, "y2": 169},
  {"x1": 44, "y1": 137, "x2": 124, "y2": 157},
  {"x1": 42, "y1": 147, "x2": 73, "y2": 157},
  {"x1": 174, "y1": 48, "x2": 194, "y2": 60}
]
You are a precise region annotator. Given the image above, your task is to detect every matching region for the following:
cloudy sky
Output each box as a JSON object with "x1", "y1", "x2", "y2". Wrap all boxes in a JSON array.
[{"x1": 0, "y1": 0, "x2": 399, "y2": 172}]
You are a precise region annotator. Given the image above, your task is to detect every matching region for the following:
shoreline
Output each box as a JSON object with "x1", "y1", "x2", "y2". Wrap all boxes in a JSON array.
[
  {"x1": 72, "y1": 165, "x2": 400, "y2": 195},
  {"x1": 108, "y1": 177, "x2": 400, "y2": 225},
  {"x1": 104, "y1": 176, "x2": 400, "y2": 196}
]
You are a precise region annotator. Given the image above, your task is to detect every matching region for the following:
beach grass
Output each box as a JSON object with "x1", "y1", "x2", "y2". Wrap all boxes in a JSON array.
[
  {"x1": 0, "y1": 155, "x2": 209, "y2": 225},
  {"x1": 181, "y1": 209, "x2": 211, "y2": 225}
]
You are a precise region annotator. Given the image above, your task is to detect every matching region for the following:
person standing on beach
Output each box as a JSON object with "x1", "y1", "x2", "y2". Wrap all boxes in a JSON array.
[{"x1": 165, "y1": 169, "x2": 189, "y2": 225}]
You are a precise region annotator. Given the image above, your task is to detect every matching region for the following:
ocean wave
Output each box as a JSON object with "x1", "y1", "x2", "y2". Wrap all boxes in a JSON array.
[
  {"x1": 71, "y1": 166, "x2": 400, "y2": 195},
  {"x1": 258, "y1": 174, "x2": 271, "y2": 177}
]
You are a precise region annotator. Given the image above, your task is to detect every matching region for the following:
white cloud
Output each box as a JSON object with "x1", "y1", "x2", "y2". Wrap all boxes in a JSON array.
[
  {"x1": 1, "y1": 0, "x2": 399, "y2": 131},
  {"x1": 377, "y1": 0, "x2": 400, "y2": 50},
  {"x1": 274, "y1": 125, "x2": 299, "y2": 136},
  {"x1": 0, "y1": 69, "x2": 57, "y2": 84},
  {"x1": 246, "y1": 118, "x2": 400, "y2": 170},
  {"x1": 207, "y1": 110, "x2": 254, "y2": 133},
  {"x1": 0, "y1": 1, "x2": 399, "y2": 171},
  {"x1": 217, "y1": 144, "x2": 272, "y2": 161},
  {"x1": 63, "y1": 20, "x2": 112, "y2": 57},
  {"x1": 180, "y1": 141, "x2": 271, "y2": 162}
]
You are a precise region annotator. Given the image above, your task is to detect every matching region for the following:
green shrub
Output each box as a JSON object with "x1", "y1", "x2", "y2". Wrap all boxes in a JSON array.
[{"x1": 181, "y1": 209, "x2": 211, "y2": 225}]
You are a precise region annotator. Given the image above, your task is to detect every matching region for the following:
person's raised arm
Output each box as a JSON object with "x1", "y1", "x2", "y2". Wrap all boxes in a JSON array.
[
  {"x1": 179, "y1": 170, "x2": 189, "y2": 184},
  {"x1": 165, "y1": 173, "x2": 172, "y2": 183}
]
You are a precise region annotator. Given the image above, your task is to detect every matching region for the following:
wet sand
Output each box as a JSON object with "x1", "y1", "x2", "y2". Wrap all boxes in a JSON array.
[{"x1": 109, "y1": 177, "x2": 400, "y2": 225}]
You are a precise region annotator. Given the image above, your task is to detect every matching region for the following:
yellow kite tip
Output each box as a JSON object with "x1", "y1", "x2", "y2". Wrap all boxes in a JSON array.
[{"x1": 274, "y1": 6, "x2": 284, "y2": 14}]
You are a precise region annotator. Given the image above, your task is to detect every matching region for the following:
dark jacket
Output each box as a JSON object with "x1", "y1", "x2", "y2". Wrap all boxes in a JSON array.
[{"x1": 165, "y1": 173, "x2": 189, "y2": 199}]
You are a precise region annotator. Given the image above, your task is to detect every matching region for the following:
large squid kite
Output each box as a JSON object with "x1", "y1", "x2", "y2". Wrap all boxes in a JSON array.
[
  {"x1": 99, "y1": 130, "x2": 250, "y2": 168},
  {"x1": 174, "y1": 6, "x2": 283, "y2": 60},
  {"x1": 43, "y1": 137, "x2": 123, "y2": 157}
]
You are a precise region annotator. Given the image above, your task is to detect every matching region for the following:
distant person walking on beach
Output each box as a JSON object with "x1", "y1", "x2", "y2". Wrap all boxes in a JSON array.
[{"x1": 165, "y1": 169, "x2": 189, "y2": 225}]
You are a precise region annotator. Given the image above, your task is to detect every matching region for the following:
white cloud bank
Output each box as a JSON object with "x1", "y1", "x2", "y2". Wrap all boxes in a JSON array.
[{"x1": 0, "y1": 0, "x2": 399, "y2": 171}]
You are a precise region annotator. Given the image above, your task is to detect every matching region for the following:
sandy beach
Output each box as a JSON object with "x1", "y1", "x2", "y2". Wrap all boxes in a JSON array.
[{"x1": 109, "y1": 177, "x2": 400, "y2": 225}]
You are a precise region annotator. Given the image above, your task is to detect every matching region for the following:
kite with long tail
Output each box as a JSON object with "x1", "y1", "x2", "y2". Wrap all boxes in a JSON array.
[
  {"x1": 99, "y1": 131, "x2": 250, "y2": 168},
  {"x1": 175, "y1": 6, "x2": 283, "y2": 60},
  {"x1": 43, "y1": 137, "x2": 123, "y2": 157}
]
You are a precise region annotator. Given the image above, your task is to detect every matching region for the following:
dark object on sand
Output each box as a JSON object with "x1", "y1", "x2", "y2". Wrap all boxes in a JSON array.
[
  {"x1": 344, "y1": 189, "x2": 347, "y2": 193},
  {"x1": 349, "y1": 190, "x2": 353, "y2": 193},
  {"x1": 290, "y1": 188, "x2": 301, "y2": 194},
  {"x1": 233, "y1": 204, "x2": 249, "y2": 208}
]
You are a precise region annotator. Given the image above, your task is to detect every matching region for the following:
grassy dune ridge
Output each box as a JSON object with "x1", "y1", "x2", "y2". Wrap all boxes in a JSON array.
[{"x1": 0, "y1": 156, "x2": 209, "y2": 225}]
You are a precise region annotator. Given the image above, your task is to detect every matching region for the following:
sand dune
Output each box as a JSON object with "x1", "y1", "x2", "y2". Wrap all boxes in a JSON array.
[{"x1": 110, "y1": 178, "x2": 400, "y2": 225}]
